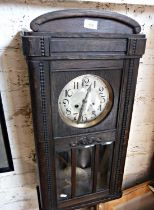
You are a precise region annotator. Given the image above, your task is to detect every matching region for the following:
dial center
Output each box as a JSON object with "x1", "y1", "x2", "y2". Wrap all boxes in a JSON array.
[{"x1": 75, "y1": 104, "x2": 79, "y2": 108}]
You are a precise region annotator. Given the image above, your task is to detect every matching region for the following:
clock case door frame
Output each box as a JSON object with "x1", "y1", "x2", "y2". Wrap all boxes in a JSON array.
[
  {"x1": 27, "y1": 55, "x2": 140, "y2": 210},
  {"x1": 22, "y1": 9, "x2": 146, "y2": 210}
]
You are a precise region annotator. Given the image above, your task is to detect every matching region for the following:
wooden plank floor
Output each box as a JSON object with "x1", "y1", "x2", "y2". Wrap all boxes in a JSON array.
[{"x1": 98, "y1": 182, "x2": 154, "y2": 210}]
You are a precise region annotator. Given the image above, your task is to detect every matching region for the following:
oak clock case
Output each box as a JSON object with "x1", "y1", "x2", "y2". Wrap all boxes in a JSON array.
[{"x1": 22, "y1": 10, "x2": 146, "y2": 210}]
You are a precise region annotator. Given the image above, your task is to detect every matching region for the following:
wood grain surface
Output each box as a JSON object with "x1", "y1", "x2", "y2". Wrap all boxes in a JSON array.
[{"x1": 0, "y1": 2, "x2": 153, "y2": 210}]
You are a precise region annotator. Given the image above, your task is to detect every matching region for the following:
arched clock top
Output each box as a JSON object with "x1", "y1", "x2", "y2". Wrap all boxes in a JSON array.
[{"x1": 30, "y1": 9, "x2": 141, "y2": 34}]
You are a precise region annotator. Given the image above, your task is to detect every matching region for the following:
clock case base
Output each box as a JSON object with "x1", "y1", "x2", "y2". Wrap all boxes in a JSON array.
[
  {"x1": 37, "y1": 185, "x2": 122, "y2": 210},
  {"x1": 22, "y1": 9, "x2": 146, "y2": 210}
]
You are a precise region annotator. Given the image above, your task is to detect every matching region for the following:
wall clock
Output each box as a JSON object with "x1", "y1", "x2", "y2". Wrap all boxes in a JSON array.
[{"x1": 22, "y1": 9, "x2": 146, "y2": 210}]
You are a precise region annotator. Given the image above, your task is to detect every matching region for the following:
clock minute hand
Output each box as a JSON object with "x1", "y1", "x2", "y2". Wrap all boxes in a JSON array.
[{"x1": 77, "y1": 84, "x2": 92, "y2": 124}]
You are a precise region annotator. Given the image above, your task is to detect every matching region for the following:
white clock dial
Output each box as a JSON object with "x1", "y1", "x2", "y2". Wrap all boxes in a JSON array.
[{"x1": 58, "y1": 74, "x2": 113, "y2": 128}]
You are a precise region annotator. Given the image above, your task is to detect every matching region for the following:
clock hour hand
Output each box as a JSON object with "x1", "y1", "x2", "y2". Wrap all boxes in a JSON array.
[{"x1": 77, "y1": 84, "x2": 92, "y2": 124}]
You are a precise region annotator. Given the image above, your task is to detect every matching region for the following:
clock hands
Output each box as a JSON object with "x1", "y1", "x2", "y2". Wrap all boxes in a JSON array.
[{"x1": 77, "y1": 84, "x2": 92, "y2": 124}]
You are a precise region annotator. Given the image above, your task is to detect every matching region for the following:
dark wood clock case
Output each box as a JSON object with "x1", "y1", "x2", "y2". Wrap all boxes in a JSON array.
[{"x1": 22, "y1": 9, "x2": 146, "y2": 210}]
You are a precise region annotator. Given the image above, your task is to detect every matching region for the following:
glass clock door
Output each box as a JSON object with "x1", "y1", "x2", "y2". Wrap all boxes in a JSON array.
[{"x1": 55, "y1": 141, "x2": 113, "y2": 201}]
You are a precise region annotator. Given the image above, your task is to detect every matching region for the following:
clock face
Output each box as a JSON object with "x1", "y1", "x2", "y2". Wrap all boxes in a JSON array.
[{"x1": 58, "y1": 74, "x2": 113, "y2": 128}]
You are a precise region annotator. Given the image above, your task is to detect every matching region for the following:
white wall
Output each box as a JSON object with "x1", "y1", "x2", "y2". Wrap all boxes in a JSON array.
[{"x1": 0, "y1": 1, "x2": 153, "y2": 210}]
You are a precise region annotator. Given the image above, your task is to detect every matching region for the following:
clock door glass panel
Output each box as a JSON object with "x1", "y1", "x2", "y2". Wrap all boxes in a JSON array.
[
  {"x1": 97, "y1": 143, "x2": 113, "y2": 191},
  {"x1": 55, "y1": 142, "x2": 114, "y2": 202},
  {"x1": 76, "y1": 147, "x2": 93, "y2": 196},
  {"x1": 56, "y1": 150, "x2": 71, "y2": 201}
]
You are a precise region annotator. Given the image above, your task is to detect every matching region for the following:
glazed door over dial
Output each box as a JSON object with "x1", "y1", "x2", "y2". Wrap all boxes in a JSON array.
[{"x1": 58, "y1": 74, "x2": 113, "y2": 128}]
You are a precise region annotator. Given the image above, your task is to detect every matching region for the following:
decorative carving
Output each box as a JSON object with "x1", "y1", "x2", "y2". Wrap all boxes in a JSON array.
[
  {"x1": 40, "y1": 37, "x2": 45, "y2": 56},
  {"x1": 132, "y1": 39, "x2": 137, "y2": 55},
  {"x1": 39, "y1": 62, "x2": 56, "y2": 208},
  {"x1": 39, "y1": 62, "x2": 48, "y2": 142},
  {"x1": 70, "y1": 136, "x2": 112, "y2": 148},
  {"x1": 127, "y1": 38, "x2": 137, "y2": 55}
]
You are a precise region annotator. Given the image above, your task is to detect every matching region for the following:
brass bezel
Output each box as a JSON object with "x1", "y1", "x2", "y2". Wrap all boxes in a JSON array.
[{"x1": 58, "y1": 74, "x2": 113, "y2": 128}]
